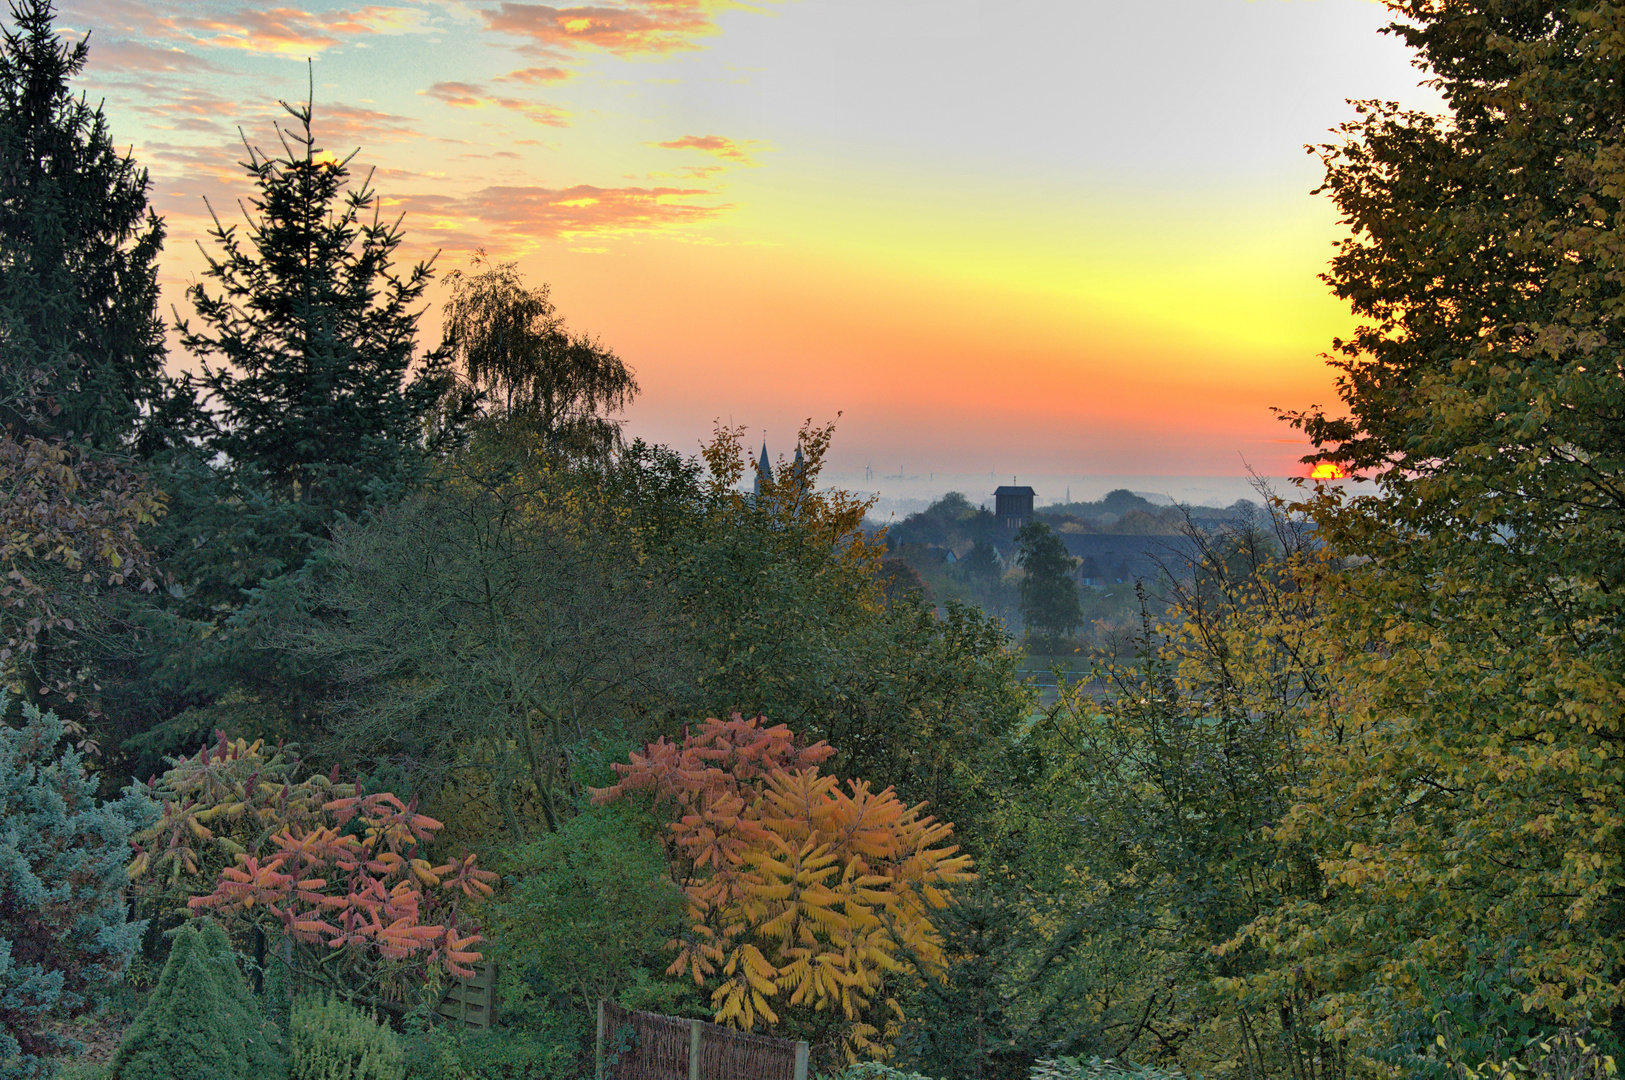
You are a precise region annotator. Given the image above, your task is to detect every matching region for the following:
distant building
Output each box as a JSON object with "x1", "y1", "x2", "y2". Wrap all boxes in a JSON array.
[
  {"x1": 753, "y1": 442, "x2": 772, "y2": 496},
  {"x1": 994, "y1": 485, "x2": 1036, "y2": 532}
]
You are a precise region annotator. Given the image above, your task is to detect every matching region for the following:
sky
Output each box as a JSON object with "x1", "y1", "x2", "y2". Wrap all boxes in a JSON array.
[{"x1": 61, "y1": 0, "x2": 1442, "y2": 499}]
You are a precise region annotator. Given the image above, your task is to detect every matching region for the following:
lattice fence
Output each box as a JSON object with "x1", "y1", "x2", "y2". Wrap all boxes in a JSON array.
[{"x1": 597, "y1": 1001, "x2": 808, "y2": 1080}]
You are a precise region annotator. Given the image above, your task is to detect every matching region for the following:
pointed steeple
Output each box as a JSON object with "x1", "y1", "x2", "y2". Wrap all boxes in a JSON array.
[{"x1": 754, "y1": 441, "x2": 772, "y2": 496}]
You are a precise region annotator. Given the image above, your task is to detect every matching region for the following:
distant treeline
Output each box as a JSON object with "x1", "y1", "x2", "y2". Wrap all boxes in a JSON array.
[{"x1": 876, "y1": 489, "x2": 1261, "y2": 554}]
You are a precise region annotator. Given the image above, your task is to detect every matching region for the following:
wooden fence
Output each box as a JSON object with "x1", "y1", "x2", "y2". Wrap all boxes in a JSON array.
[
  {"x1": 596, "y1": 1001, "x2": 809, "y2": 1080},
  {"x1": 436, "y1": 961, "x2": 498, "y2": 1029}
]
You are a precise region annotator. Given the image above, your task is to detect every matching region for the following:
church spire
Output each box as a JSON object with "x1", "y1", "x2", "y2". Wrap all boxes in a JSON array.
[{"x1": 753, "y1": 441, "x2": 772, "y2": 496}]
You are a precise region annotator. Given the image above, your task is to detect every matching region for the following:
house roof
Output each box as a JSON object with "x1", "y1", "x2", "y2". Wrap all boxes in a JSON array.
[{"x1": 993, "y1": 485, "x2": 1036, "y2": 497}]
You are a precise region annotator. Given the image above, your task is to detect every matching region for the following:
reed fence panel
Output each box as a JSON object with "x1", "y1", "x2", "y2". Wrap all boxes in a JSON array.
[{"x1": 597, "y1": 1001, "x2": 807, "y2": 1080}]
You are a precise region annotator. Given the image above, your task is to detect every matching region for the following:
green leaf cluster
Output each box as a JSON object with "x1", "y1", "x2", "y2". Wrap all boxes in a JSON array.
[
  {"x1": 1228, "y1": 0, "x2": 1625, "y2": 1062},
  {"x1": 483, "y1": 807, "x2": 686, "y2": 1012},
  {"x1": 289, "y1": 993, "x2": 404, "y2": 1080}
]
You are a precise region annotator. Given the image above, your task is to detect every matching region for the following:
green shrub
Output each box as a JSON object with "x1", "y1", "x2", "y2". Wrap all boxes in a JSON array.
[
  {"x1": 289, "y1": 993, "x2": 404, "y2": 1080},
  {"x1": 106, "y1": 919, "x2": 284, "y2": 1080},
  {"x1": 1028, "y1": 1058, "x2": 1184, "y2": 1080},
  {"x1": 487, "y1": 808, "x2": 685, "y2": 1016},
  {"x1": 402, "y1": 1024, "x2": 577, "y2": 1080},
  {"x1": 823, "y1": 1064, "x2": 939, "y2": 1080}
]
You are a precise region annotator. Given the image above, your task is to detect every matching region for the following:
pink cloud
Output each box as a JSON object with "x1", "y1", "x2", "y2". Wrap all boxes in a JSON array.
[
  {"x1": 425, "y1": 81, "x2": 488, "y2": 109},
  {"x1": 59, "y1": 0, "x2": 178, "y2": 40},
  {"x1": 652, "y1": 133, "x2": 765, "y2": 164},
  {"x1": 122, "y1": 82, "x2": 258, "y2": 135},
  {"x1": 87, "y1": 39, "x2": 226, "y2": 73},
  {"x1": 177, "y1": 5, "x2": 427, "y2": 54},
  {"x1": 496, "y1": 65, "x2": 572, "y2": 84},
  {"x1": 309, "y1": 102, "x2": 421, "y2": 144},
  {"x1": 400, "y1": 182, "x2": 728, "y2": 242},
  {"x1": 482, "y1": 1, "x2": 716, "y2": 58}
]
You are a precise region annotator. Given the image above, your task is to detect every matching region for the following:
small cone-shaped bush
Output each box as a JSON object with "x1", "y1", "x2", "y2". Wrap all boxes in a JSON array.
[
  {"x1": 289, "y1": 993, "x2": 404, "y2": 1080},
  {"x1": 107, "y1": 918, "x2": 284, "y2": 1080}
]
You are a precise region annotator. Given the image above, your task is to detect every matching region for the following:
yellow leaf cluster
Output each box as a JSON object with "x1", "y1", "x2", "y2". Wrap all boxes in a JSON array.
[{"x1": 596, "y1": 716, "x2": 972, "y2": 1060}]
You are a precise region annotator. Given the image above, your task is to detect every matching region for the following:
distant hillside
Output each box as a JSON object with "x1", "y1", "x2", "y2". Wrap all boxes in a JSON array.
[{"x1": 878, "y1": 488, "x2": 1256, "y2": 552}]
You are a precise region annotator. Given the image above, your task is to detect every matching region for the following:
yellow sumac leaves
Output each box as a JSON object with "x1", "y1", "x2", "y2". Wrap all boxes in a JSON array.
[{"x1": 595, "y1": 715, "x2": 973, "y2": 1059}]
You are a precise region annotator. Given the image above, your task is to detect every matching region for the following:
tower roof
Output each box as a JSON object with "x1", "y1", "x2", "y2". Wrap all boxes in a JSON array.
[{"x1": 753, "y1": 441, "x2": 772, "y2": 496}]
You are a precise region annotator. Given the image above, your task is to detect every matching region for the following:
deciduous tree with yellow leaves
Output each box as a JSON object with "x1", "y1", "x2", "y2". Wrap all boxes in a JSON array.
[
  {"x1": 594, "y1": 715, "x2": 973, "y2": 1062},
  {"x1": 1223, "y1": 1, "x2": 1625, "y2": 1072}
]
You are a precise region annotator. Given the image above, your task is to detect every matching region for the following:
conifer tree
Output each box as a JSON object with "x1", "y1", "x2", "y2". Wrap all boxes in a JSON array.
[
  {"x1": 1015, "y1": 521, "x2": 1081, "y2": 645},
  {"x1": 106, "y1": 918, "x2": 285, "y2": 1080},
  {"x1": 0, "y1": 700, "x2": 157, "y2": 1077},
  {"x1": 179, "y1": 90, "x2": 451, "y2": 529},
  {"x1": 0, "y1": 0, "x2": 166, "y2": 451}
]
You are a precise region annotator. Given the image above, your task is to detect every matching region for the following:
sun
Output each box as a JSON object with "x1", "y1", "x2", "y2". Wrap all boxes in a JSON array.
[{"x1": 1309, "y1": 463, "x2": 1347, "y2": 480}]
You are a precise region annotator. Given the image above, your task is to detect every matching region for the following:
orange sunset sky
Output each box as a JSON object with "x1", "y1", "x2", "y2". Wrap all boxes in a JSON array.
[{"x1": 62, "y1": 0, "x2": 1440, "y2": 501}]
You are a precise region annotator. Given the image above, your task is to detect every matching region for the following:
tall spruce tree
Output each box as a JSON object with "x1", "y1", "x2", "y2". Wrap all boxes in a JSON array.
[
  {"x1": 0, "y1": 0, "x2": 166, "y2": 451},
  {"x1": 179, "y1": 92, "x2": 450, "y2": 532},
  {"x1": 105, "y1": 94, "x2": 453, "y2": 765}
]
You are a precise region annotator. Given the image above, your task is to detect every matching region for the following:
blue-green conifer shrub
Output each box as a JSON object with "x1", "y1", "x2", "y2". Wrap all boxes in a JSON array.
[
  {"x1": 289, "y1": 993, "x2": 404, "y2": 1080},
  {"x1": 105, "y1": 918, "x2": 285, "y2": 1080},
  {"x1": 0, "y1": 701, "x2": 157, "y2": 1079}
]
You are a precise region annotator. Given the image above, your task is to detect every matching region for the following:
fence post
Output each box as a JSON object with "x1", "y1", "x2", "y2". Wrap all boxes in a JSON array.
[
  {"x1": 794, "y1": 1041, "x2": 809, "y2": 1080},
  {"x1": 689, "y1": 1019, "x2": 703, "y2": 1080},
  {"x1": 596, "y1": 1000, "x2": 607, "y2": 1080}
]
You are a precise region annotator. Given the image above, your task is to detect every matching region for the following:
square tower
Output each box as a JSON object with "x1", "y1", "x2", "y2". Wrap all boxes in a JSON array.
[{"x1": 994, "y1": 485, "x2": 1036, "y2": 531}]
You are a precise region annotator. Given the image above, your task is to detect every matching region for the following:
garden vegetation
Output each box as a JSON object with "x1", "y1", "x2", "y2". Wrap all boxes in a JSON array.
[{"x1": 6, "y1": 2, "x2": 1625, "y2": 1080}]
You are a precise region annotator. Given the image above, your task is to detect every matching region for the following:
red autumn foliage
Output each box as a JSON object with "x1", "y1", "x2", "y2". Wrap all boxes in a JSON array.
[
  {"x1": 130, "y1": 733, "x2": 495, "y2": 987},
  {"x1": 188, "y1": 789, "x2": 496, "y2": 978}
]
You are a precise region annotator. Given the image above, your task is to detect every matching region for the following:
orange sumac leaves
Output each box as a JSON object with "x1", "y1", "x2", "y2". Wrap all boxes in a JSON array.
[
  {"x1": 595, "y1": 715, "x2": 972, "y2": 1059},
  {"x1": 135, "y1": 732, "x2": 496, "y2": 980}
]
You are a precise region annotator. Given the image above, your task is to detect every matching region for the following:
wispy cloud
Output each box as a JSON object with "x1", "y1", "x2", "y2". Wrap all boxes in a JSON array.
[
  {"x1": 308, "y1": 102, "x2": 423, "y2": 144},
  {"x1": 143, "y1": 138, "x2": 256, "y2": 194},
  {"x1": 88, "y1": 39, "x2": 227, "y2": 73},
  {"x1": 177, "y1": 5, "x2": 429, "y2": 55},
  {"x1": 652, "y1": 133, "x2": 766, "y2": 164},
  {"x1": 60, "y1": 0, "x2": 178, "y2": 40},
  {"x1": 119, "y1": 81, "x2": 258, "y2": 135},
  {"x1": 399, "y1": 182, "x2": 729, "y2": 244},
  {"x1": 481, "y1": 1, "x2": 720, "y2": 58},
  {"x1": 496, "y1": 65, "x2": 573, "y2": 83},
  {"x1": 424, "y1": 81, "x2": 488, "y2": 108},
  {"x1": 424, "y1": 81, "x2": 570, "y2": 126}
]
